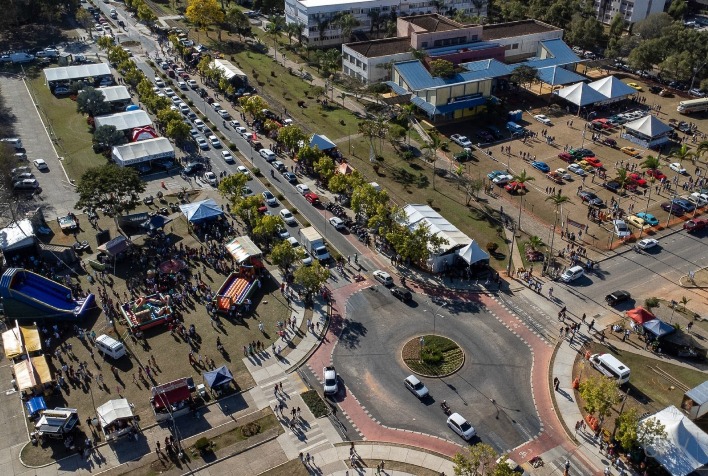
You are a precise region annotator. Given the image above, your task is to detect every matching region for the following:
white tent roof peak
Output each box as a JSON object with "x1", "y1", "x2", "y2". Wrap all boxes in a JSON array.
[
  {"x1": 624, "y1": 115, "x2": 672, "y2": 137},
  {"x1": 402, "y1": 204, "x2": 471, "y2": 251},
  {"x1": 588, "y1": 76, "x2": 637, "y2": 99},
  {"x1": 557, "y1": 82, "x2": 608, "y2": 107},
  {"x1": 457, "y1": 240, "x2": 489, "y2": 265}
]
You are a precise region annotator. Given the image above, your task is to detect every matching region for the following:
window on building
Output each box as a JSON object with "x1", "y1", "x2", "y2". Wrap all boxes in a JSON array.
[
  {"x1": 421, "y1": 42, "x2": 428, "y2": 48},
  {"x1": 362, "y1": 64, "x2": 367, "y2": 71}
]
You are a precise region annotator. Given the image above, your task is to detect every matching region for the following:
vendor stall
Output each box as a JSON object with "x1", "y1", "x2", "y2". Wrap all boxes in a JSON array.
[
  {"x1": 35, "y1": 408, "x2": 79, "y2": 440},
  {"x1": 96, "y1": 398, "x2": 136, "y2": 441},
  {"x1": 151, "y1": 378, "x2": 194, "y2": 422},
  {"x1": 3, "y1": 324, "x2": 42, "y2": 359},
  {"x1": 202, "y1": 366, "x2": 234, "y2": 397},
  {"x1": 13, "y1": 356, "x2": 53, "y2": 394},
  {"x1": 120, "y1": 293, "x2": 174, "y2": 333}
]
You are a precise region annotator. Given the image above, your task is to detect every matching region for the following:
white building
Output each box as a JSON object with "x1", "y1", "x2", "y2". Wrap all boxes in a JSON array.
[
  {"x1": 594, "y1": 0, "x2": 667, "y2": 24},
  {"x1": 285, "y1": 0, "x2": 483, "y2": 47}
]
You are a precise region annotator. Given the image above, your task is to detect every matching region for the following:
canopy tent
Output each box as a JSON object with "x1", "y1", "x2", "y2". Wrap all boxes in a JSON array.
[
  {"x1": 112, "y1": 137, "x2": 174, "y2": 167},
  {"x1": 44, "y1": 62, "x2": 111, "y2": 83},
  {"x1": 203, "y1": 366, "x2": 233, "y2": 390},
  {"x1": 21, "y1": 325, "x2": 42, "y2": 352},
  {"x1": 556, "y1": 82, "x2": 608, "y2": 107},
  {"x1": 0, "y1": 219, "x2": 37, "y2": 253},
  {"x1": 624, "y1": 115, "x2": 672, "y2": 139},
  {"x1": 225, "y1": 236, "x2": 262, "y2": 264},
  {"x1": 180, "y1": 199, "x2": 224, "y2": 224},
  {"x1": 643, "y1": 318, "x2": 676, "y2": 338},
  {"x1": 588, "y1": 76, "x2": 637, "y2": 101},
  {"x1": 96, "y1": 398, "x2": 133, "y2": 427},
  {"x1": 457, "y1": 240, "x2": 489, "y2": 265},
  {"x1": 25, "y1": 396, "x2": 47, "y2": 417},
  {"x1": 97, "y1": 235, "x2": 130, "y2": 256},
  {"x1": 2, "y1": 328, "x2": 22, "y2": 359},
  {"x1": 337, "y1": 163, "x2": 355, "y2": 175},
  {"x1": 642, "y1": 406, "x2": 708, "y2": 476},
  {"x1": 142, "y1": 214, "x2": 172, "y2": 231},
  {"x1": 4, "y1": 324, "x2": 42, "y2": 358},
  {"x1": 626, "y1": 307, "x2": 656, "y2": 325},
  {"x1": 96, "y1": 85, "x2": 131, "y2": 104},
  {"x1": 13, "y1": 356, "x2": 52, "y2": 391},
  {"x1": 310, "y1": 134, "x2": 337, "y2": 151}
]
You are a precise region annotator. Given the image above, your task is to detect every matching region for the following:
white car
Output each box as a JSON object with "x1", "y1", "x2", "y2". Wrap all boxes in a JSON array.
[
  {"x1": 154, "y1": 77, "x2": 165, "y2": 87},
  {"x1": 196, "y1": 136, "x2": 209, "y2": 150},
  {"x1": 179, "y1": 103, "x2": 190, "y2": 114},
  {"x1": 533, "y1": 114, "x2": 552, "y2": 125},
  {"x1": 323, "y1": 366, "x2": 338, "y2": 395},
  {"x1": 447, "y1": 413, "x2": 476, "y2": 440},
  {"x1": 404, "y1": 375, "x2": 429, "y2": 399},
  {"x1": 637, "y1": 238, "x2": 659, "y2": 250},
  {"x1": 613, "y1": 219, "x2": 630, "y2": 238},
  {"x1": 212, "y1": 102, "x2": 221, "y2": 111},
  {"x1": 287, "y1": 237, "x2": 312, "y2": 265},
  {"x1": 187, "y1": 79, "x2": 198, "y2": 89},
  {"x1": 295, "y1": 184, "x2": 310, "y2": 195},
  {"x1": 190, "y1": 128, "x2": 199, "y2": 137},
  {"x1": 171, "y1": 96, "x2": 182, "y2": 105},
  {"x1": 567, "y1": 163, "x2": 586, "y2": 176},
  {"x1": 450, "y1": 134, "x2": 472, "y2": 147},
  {"x1": 33, "y1": 159, "x2": 48, "y2": 170},
  {"x1": 669, "y1": 162, "x2": 687, "y2": 174},
  {"x1": 373, "y1": 270, "x2": 393, "y2": 286},
  {"x1": 217, "y1": 109, "x2": 230, "y2": 119},
  {"x1": 492, "y1": 174, "x2": 513, "y2": 185},
  {"x1": 177, "y1": 81, "x2": 188, "y2": 90},
  {"x1": 689, "y1": 192, "x2": 708, "y2": 207},
  {"x1": 555, "y1": 168, "x2": 572, "y2": 181},
  {"x1": 235, "y1": 126, "x2": 247, "y2": 134},
  {"x1": 262, "y1": 190, "x2": 277, "y2": 206},
  {"x1": 204, "y1": 171, "x2": 217, "y2": 186},
  {"x1": 229, "y1": 120, "x2": 240, "y2": 127},
  {"x1": 237, "y1": 165, "x2": 251, "y2": 178},
  {"x1": 275, "y1": 225, "x2": 290, "y2": 239},
  {"x1": 329, "y1": 217, "x2": 346, "y2": 230},
  {"x1": 221, "y1": 151, "x2": 234, "y2": 163},
  {"x1": 279, "y1": 209, "x2": 297, "y2": 226},
  {"x1": 163, "y1": 88, "x2": 175, "y2": 97},
  {"x1": 194, "y1": 119, "x2": 206, "y2": 131},
  {"x1": 272, "y1": 160, "x2": 285, "y2": 171},
  {"x1": 208, "y1": 135, "x2": 221, "y2": 148}
]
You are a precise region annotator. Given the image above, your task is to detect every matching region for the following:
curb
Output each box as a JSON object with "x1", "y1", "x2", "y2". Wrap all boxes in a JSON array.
[{"x1": 548, "y1": 342, "x2": 580, "y2": 446}]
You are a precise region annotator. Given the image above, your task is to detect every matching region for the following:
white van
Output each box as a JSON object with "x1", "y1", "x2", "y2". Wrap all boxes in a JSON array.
[
  {"x1": 560, "y1": 265, "x2": 584, "y2": 283},
  {"x1": 95, "y1": 334, "x2": 127, "y2": 360},
  {"x1": 1, "y1": 138, "x2": 24, "y2": 150},
  {"x1": 259, "y1": 148, "x2": 276, "y2": 162},
  {"x1": 590, "y1": 353, "x2": 630, "y2": 384}
]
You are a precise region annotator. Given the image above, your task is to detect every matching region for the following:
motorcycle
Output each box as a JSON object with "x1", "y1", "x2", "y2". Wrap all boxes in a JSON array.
[{"x1": 440, "y1": 400, "x2": 451, "y2": 416}]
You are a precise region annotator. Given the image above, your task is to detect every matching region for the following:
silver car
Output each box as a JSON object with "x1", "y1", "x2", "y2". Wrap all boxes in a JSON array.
[{"x1": 404, "y1": 375, "x2": 429, "y2": 399}]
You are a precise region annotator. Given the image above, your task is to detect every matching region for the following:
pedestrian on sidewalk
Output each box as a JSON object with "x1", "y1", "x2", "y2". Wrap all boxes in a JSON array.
[
  {"x1": 553, "y1": 377, "x2": 560, "y2": 390},
  {"x1": 297, "y1": 406, "x2": 301, "y2": 417},
  {"x1": 588, "y1": 319, "x2": 595, "y2": 331}
]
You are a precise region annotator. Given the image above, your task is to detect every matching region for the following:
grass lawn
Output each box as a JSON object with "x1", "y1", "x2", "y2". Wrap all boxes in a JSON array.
[
  {"x1": 260, "y1": 458, "x2": 312, "y2": 476},
  {"x1": 26, "y1": 72, "x2": 105, "y2": 180},
  {"x1": 301, "y1": 390, "x2": 329, "y2": 418},
  {"x1": 20, "y1": 191, "x2": 292, "y2": 466}
]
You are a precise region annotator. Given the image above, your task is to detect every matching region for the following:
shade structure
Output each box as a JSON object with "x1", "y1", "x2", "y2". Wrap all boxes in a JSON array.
[
  {"x1": 4, "y1": 324, "x2": 42, "y2": 358},
  {"x1": 309, "y1": 134, "x2": 336, "y2": 151},
  {"x1": 457, "y1": 240, "x2": 489, "y2": 265},
  {"x1": 96, "y1": 398, "x2": 133, "y2": 427},
  {"x1": 25, "y1": 396, "x2": 46, "y2": 416},
  {"x1": 643, "y1": 318, "x2": 676, "y2": 338},
  {"x1": 624, "y1": 115, "x2": 672, "y2": 138},
  {"x1": 588, "y1": 76, "x2": 637, "y2": 100},
  {"x1": 13, "y1": 356, "x2": 52, "y2": 390},
  {"x1": 626, "y1": 307, "x2": 656, "y2": 325},
  {"x1": 94, "y1": 110, "x2": 152, "y2": 132},
  {"x1": 0, "y1": 219, "x2": 36, "y2": 253},
  {"x1": 180, "y1": 199, "x2": 224, "y2": 223},
  {"x1": 225, "y1": 236, "x2": 262, "y2": 264},
  {"x1": 3, "y1": 328, "x2": 22, "y2": 359},
  {"x1": 97, "y1": 235, "x2": 130, "y2": 256},
  {"x1": 556, "y1": 82, "x2": 608, "y2": 107},
  {"x1": 203, "y1": 366, "x2": 233, "y2": 389},
  {"x1": 642, "y1": 406, "x2": 708, "y2": 476}
]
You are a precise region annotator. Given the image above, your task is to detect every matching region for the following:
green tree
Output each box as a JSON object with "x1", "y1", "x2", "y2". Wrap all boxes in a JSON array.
[
  {"x1": 239, "y1": 95, "x2": 268, "y2": 120},
  {"x1": 231, "y1": 195, "x2": 264, "y2": 230},
  {"x1": 278, "y1": 125, "x2": 308, "y2": 156},
  {"x1": 526, "y1": 235, "x2": 544, "y2": 250},
  {"x1": 294, "y1": 261, "x2": 330, "y2": 302},
  {"x1": 667, "y1": 0, "x2": 687, "y2": 20},
  {"x1": 668, "y1": 144, "x2": 697, "y2": 165},
  {"x1": 640, "y1": 155, "x2": 661, "y2": 172},
  {"x1": 510, "y1": 64, "x2": 539, "y2": 88},
  {"x1": 452, "y1": 442, "x2": 498, "y2": 475},
  {"x1": 397, "y1": 103, "x2": 416, "y2": 145},
  {"x1": 218, "y1": 173, "x2": 249, "y2": 201},
  {"x1": 608, "y1": 13, "x2": 625, "y2": 41},
  {"x1": 459, "y1": 177, "x2": 484, "y2": 205},
  {"x1": 185, "y1": 0, "x2": 225, "y2": 38},
  {"x1": 336, "y1": 13, "x2": 360, "y2": 42},
  {"x1": 388, "y1": 123, "x2": 406, "y2": 149},
  {"x1": 615, "y1": 167, "x2": 631, "y2": 194},
  {"x1": 578, "y1": 375, "x2": 621, "y2": 426},
  {"x1": 297, "y1": 144, "x2": 325, "y2": 168},
  {"x1": 96, "y1": 36, "x2": 115, "y2": 50},
  {"x1": 265, "y1": 19, "x2": 282, "y2": 60},
  {"x1": 615, "y1": 408, "x2": 667, "y2": 451},
  {"x1": 328, "y1": 171, "x2": 363, "y2": 195},
  {"x1": 107, "y1": 46, "x2": 130, "y2": 65},
  {"x1": 252, "y1": 214, "x2": 284, "y2": 247},
  {"x1": 77, "y1": 9, "x2": 94, "y2": 38},
  {"x1": 358, "y1": 118, "x2": 389, "y2": 160},
  {"x1": 226, "y1": 7, "x2": 251, "y2": 39},
  {"x1": 316, "y1": 49, "x2": 341, "y2": 76},
  {"x1": 634, "y1": 13, "x2": 674, "y2": 39},
  {"x1": 314, "y1": 156, "x2": 336, "y2": 183},
  {"x1": 270, "y1": 240, "x2": 298, "y2": 271},
  {"x1": 93, "y1": 125, "x2": 126, "y2": 147},
  {"x1": 137, "y1": 2, "x2": 157, "y2": 23},
  {"x1": 76, "y1": 87, "x2": 111, "y2": 117},
  {"x1": 628, "y1": 39, "x2": 664, "y2": 71},
  {"x1": 156, "y1": 108, "x2": 183, "y2": 128},
  {"x1": 165, "y1": 119, "x2": 192, "y2": 143},
  {"x1": 429, "y1": 59, "x2": 455, "y2": 78},
  {"x1": 286, "y1": 22, "x2": 305, "y2": 45},
  {"x1": 351, "y1": 182, "x2": 389, "y2": 219},
  {"x1": 75, "y1": 164, "x2": 146, "y2": 211}
]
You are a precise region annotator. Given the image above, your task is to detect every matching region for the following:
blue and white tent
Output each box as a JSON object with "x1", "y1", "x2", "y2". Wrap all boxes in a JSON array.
[{"x1": 180, "y1": 199, "x2": 224, "y2": 223}]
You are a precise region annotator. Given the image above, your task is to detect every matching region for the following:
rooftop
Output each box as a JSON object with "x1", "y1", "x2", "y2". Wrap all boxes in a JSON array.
[
  {"x1": 404, "y1": 14, "x2": 464, "y2": 32},
  {"x1": 482, "y1": 19, "x2": 561, "y2": 41},
  {"x1": 94, "y1": 110, "x2": 152, "y2": 131},
  {"x1": 44, "y1": 62, "x2": 111, "y2": 83},
  {"x1": 298, "y1": 0, "x2": 383, "y2": 9},
  {"x1": 345, "y1": 37, "x2": 411, "y2": 57}
]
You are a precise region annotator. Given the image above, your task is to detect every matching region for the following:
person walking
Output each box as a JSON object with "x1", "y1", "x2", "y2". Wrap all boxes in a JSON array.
[{"x1": 554, "y1": 377, "x2": 560, "y2": 390}]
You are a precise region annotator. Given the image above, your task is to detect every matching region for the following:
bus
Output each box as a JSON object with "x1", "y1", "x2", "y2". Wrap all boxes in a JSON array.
[{"x1": 677, "y1": 97, "x2": 708, "y2": 114}]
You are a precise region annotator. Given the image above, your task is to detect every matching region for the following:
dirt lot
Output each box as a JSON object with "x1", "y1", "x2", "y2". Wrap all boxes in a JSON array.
[
  {"x1": 19, "y1": 190, "x2": 293, "y2": 465},
  {"x1": 440, "y1": 74, "x2": 708, "y2": 252}
]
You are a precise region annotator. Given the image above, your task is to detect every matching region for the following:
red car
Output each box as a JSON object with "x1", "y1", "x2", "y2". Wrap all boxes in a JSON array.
[
  {"x1": 584, "y1": 157, "x2": 603, "y2": 168},
  {"x1": 684, "y1": 219, "x2": 707, "y2": 232},
  {"x1": 647, "y1": 169, "x2": 667, "y2": 181},
  {"x1": 505, "y1": 182, "x2": 527, "y2": 194},
  {"x1": 558, "y1": 152, "x2": 574, "y2": 163},
  {"x1": 629, "y1": 173, "x2": 647, "y2": 187},
  {"x1": 304, "y1": 192, "x2": 320, "y2": 205}
]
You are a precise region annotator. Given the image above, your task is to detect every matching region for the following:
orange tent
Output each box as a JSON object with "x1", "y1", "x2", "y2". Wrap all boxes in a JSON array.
[{"x1": 626, "y1": 307, "x2": 656, "y2": 325}]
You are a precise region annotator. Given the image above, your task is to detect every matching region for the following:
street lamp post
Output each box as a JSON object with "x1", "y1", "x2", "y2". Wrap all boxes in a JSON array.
[
  {"x1": 426, "y1": 301, "x2": 447, "y2": 335},
  {"x1": 506, "y1": 224, "x2": 516, "y2": 276}
]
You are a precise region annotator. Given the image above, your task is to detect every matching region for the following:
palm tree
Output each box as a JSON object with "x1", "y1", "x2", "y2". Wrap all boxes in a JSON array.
[
  {"x1": 396, "y1": 103, "x2": 416, "y2": 145},
  {"x1": 287, "y1": 22, "x2": 305, "y2": 45},
  {"x1": 526, "y1": 235, "x2": 544, "y2": 250},
  {"x1": 336, "y1": 13, "x2": 360, "y2": 42},
  {"x1": 640, "y1": 155, "x2": 661, "y2": 172},
  {"x1": 265, "y1": 20, "x2": 281, "y2": 60},
  {"x1": 510, "y1": 169, "x2": 535, "y2": 230},
  {"x1": 545, "y1": 191, "x2": 572, "y2": 275},
  {"x1": 669, "y1": 144, "x2": 697, "y2": 165},
  {"x1": 616, "y1": 167, "x2": 631, "y2": 194},
  {"x1": 696, "y1": 140, "x2": 708, "y2": 159},
  {"x1": 424, "y1": 132, "x2": 444, "y2": 190}
]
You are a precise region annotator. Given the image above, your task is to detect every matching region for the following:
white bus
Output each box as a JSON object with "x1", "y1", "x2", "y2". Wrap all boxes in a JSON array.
[
  {"x1": 590, "y1": 353, "x2": 630, "y2": 384},
  {"x1": 677, "y1": 98, "x2": 708, "y2": 114}
]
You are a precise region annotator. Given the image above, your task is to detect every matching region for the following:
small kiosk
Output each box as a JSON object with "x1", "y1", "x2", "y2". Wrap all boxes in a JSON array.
[
  {"x1": 35, "y1": 408, "x2": 79, "y2": 439},
  {"x1": 96, "y1": 398, "x2": 136, "y2": 441},
  {"x1": 151, "y1": 378, "x2": 194, "y2": 422}
]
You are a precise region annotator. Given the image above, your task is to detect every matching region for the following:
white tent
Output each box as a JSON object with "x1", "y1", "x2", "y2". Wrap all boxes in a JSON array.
[
  {"x1": 642, "y1": 405, "x2": 708, "y2": 476},
  {"x1": 457, "y1": 240, "x2": 489, "y2": 265},
  {"x1": 556, "y1": 82, "x2": 608, "y2": 107},
  {"x1": 0, "y1": 219, "x2": 36, "y2": 253},
  {"x1": 94, "y1": 110, "x2": 152, "y2": 131},
  {"x1": 588, "y1": 76, "x2": 637, "y2": 100},
  {"x1": 624, "y1": 115, "x2": 672, "y2": 138},
  {"x1": 112, "y1": 138, "x2": 174, "y2": 167},
  {"x1": 96, "y1": 398, "x2": 133, "y2": 427}
]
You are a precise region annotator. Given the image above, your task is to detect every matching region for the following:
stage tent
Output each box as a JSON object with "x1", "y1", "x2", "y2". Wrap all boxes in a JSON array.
[
  {"x1": 13, "y1": 356, "x2": 52, "y2": 391},
  {"x1": 457, "y1": 240, "x2": 489, "y2": 265},
  {"x1": 310, "y1": 134, "x2": 336, "y2": 151},
  {"x1": 225, "y1": 236, "x2": 262, "y2": 264},
  {"x1": 557, "y1": 82, "x2": 607, "y2": 107},
  {"x1": 180, "y1": 199, "x2": 224, "y2": 223},
  {"x1": 588, "y1": 76, "x2": 637, "y2": 101}
]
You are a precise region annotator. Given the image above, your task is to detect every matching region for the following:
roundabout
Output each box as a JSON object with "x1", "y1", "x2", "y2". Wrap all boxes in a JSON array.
[
  {"x1": 333, "y1": 285, "x2": 541, "y2": 452},
  {"x1": 401, "y1": 335, "x2": 465, "y2": 377}
]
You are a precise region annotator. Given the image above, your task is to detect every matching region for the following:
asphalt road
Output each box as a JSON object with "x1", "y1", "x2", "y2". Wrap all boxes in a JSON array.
[{"x1": 332, "y1": 285, "x2": 540, "y2": 453}]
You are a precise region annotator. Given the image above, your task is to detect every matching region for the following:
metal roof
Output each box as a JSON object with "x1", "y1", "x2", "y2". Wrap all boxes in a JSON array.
[
  {"x1": 536, "y1": 66, "x2": 586, "y2": 86},
  {"x1": 514, "y1": 39, "x2": 582, "y2": 70},
  {"x1": 111, "y1": 138, "x2": 174, "y2": 166},
  {"x1": 394, "y1": 58, "x2": 509, "y2": 91},
  {"x1": 44, "y1": 63, "x2": 111, "y2": 83},
  {"x1": 686, "y1": 381, "x2": 708, "y2": 406},
  {"x1": 94, "y1": 110, "x2": 152, "y2": 131}
]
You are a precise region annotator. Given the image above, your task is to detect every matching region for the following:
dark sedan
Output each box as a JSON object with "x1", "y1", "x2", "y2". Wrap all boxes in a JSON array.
[
  {"x1": 579, "y1": 191, "x2": 603, "y2": 206},
  {"x1": 661, "y1": 201, "x2": 685, "y2": 216},
  {"x1": 672, "y1": 198, "x2": 696, "y2": 213}
]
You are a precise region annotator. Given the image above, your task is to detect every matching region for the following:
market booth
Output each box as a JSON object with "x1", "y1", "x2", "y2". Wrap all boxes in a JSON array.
[
  {"x1": 35, "y1": 408, "x2": 79, "y2": 440},
  {"x1": 3, "y1": 324, "x2": 41, "y2": 359},
  {"x1": 97, "y1": 398, "x2": 136, "y2": 441},
  {"x1": 151, "y1": 378, "x2": 194, "y2": 422},
  {"x1": 202, "y1": 366, "x2": 234, "y2": 397},
  {"x1": 13, "y1": 355, "x2": 53, "y2": 395}
]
